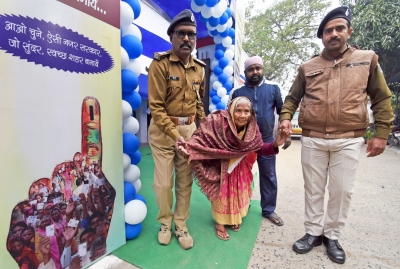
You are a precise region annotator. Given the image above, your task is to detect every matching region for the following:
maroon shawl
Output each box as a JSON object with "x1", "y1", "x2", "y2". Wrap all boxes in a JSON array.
[{"x1": 186, "y1": 106, "x2": 263, "y2": 201}]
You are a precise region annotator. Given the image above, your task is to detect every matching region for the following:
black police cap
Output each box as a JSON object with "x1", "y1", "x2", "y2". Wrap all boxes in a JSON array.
[
  {"x1": 317, "y1": 6, "x2": 352, "y2": 38},
  {"x1": 167, "y1": 9, "x2": 197, "y2": 36}
]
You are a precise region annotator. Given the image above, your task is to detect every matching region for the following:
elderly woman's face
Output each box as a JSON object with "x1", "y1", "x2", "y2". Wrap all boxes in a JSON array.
[{"x1": 233, "y1": 103, "x2": 251, "y2": 130}]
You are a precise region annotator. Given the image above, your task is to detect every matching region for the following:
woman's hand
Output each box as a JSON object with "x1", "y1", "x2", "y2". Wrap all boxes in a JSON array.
[
  {"x1": 273, "y1": 128, "x2": 291, "y2": 147},
  {"x1": 175, "y1": 136, "x2": 189, "y2": 157}
]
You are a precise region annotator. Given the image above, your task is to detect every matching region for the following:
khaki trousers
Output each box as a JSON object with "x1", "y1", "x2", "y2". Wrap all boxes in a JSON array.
[
  {"x1": 301, "y1": 136, "x2": 364, "y2": 240},
  {"x1": 148, "y1": 119, "x2": 196, "y2": 230}
]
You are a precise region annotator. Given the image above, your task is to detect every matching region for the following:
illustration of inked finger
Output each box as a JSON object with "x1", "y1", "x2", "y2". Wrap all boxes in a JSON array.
[
  {"x1": 7, "y1": 97, "x2": 115, "y2": 269},
  {"x1": 82, "y1": 97, "x2": 102, "y2": 169}
]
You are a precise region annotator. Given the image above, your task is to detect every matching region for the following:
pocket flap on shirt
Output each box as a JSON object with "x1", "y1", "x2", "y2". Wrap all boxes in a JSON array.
[
  {"x1": 346, "y1": 61, "x2": 370, "y2": 67},
  {"x1": 305, "y1": 69, "x2": 324, "y2": 77}
]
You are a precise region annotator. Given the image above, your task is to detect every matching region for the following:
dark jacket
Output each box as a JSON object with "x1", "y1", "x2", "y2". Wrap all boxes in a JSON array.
[{"x1": 231, "y1": 80, "x2": 283, "y2": 141}]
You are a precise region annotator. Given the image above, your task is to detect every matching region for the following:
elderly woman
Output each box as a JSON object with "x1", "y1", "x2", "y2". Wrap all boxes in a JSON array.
[{"x1": 178, "y1": 97, "x2": 289, "y2": 240}]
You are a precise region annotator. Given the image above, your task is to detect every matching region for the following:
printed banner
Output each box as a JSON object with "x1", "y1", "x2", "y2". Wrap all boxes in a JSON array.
[{"x1": 0, "y1": 1, "x2": 125, "y2": 269}]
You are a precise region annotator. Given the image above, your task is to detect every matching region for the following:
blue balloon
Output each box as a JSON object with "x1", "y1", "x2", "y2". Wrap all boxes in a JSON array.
[
  {"x1": 229, "y1": 28, "x2": 235, "y2": 38},
  {"x1": 129, "y1": 150, "x2": 142, "y2": 165},
  {"x1": 214, "y1": 49, "x2": 224, "y2": 60},
  {"x1": 212, "y1": 95, "x2": 221, "y2": 104},
  {"x1": 123, "y1": 133, "x2": 140, "y2": 154},
  {"x1": 215, "y1": 44, "x2": 226, "y2": 51},
  {"x1": 194, "y1": 0, "x2": 207, "y2": 6},
  {"x1": 218, "y1": 73, "x2": 228, "y2": 84},
  {"x1": 206, "y1": 0, "x2": 218, "y2": 7},
  {"x1": 199, "y1": 13, "x2": 209, "y2": 24},
  {"x1": 122, "y1": 91, "x2": 142, "y2": 110},
  {"x1": 134, "y1": 194, "x2": 147, "y2": 204},
  {"x1": 208, "y1": 16, "x2": 220, "y2": 27},
  {"x1": 225, "y1": 7, "x2": 232, "y2": 18},
  {"x1": 125, "y1": 222, "x2": 142, "y2": 240},
  {"x1": 213, "y1": 66, "x2": 223, "y2": 76},
  {"x1": 209, "y1": 29, "x2": 219, "y2": 37},
  {"x1": 121, "y1": 35, "x2": 142, "y2": 59},
  {"x1": 220, "y1": 28, "x2": 230, "y2": 38},
  {"x1": 122, "y1": 0, "x2": 141, "y2": 19},
  {"x1": 210, "y1": 89, "x2": 217, "y2": 97},
  {"x1": 219, "y1": 12, "x2": 229, "y2": 25},
  {"x1": 121, "y1": 70, "x2": 138, "y2": 93},
  {"x1": 219, "y1": 57, "x2": 229, "y2": 69},
  {"x1": 124, "y1": 181, "x2": 136, "y2": 204},
  {"x1": 216, "y1": 101, "x2": 227, "y2": 110},
  {"x1": 223, "y1": 81, "x2": 233, "y2": 91}
]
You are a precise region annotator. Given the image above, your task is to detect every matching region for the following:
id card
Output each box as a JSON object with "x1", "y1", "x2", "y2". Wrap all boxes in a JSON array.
[
  {"x1": 72, "y1": 194, "x2": 81, "y2": 202},
  {"x1": 37, "y1": 203, "x2": 44, "y2": 210},
  {"x1": 46, "y1": 224, "x2": 55, "y2": 237},
  {"x1": 78, "y1": 242, "x2": 87, "y2": 257},
  {"x1": 68, "y1": 219, "x2": 79, "y2": 228},
  {"x1": 83, "y1": 184, "x2": 89, "y2": 194}
]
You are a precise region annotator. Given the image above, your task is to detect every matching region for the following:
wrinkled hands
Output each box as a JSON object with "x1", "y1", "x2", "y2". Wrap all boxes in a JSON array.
[
  {"x1": 366, "y1": 137, "x2": 387, "y2": 157},
  {"x1": 273, "y1": 127, "x2": 291, "y2": 148},
  {"x1": 175, "y1": 136, "x2": 189, "y2": 157}
]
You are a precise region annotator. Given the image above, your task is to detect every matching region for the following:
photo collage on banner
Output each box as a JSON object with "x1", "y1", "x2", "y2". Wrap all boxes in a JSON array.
[{"x1": 0, "y1": 1, "x2": 125, "y2": 269}]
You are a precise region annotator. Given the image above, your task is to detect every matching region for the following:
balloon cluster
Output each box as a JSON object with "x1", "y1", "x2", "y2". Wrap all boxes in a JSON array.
[
  {"x1": 120, "y1": 0, "x2": 147, "y2": 240},
  {"x1": 191, "y1": 0, "x2": 235, "y2": 112}
]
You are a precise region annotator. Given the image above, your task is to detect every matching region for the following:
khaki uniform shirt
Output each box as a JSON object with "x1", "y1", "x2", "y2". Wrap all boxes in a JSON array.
[{"x1": 148, "y1": 50, "x2": 206, "y2": 140}]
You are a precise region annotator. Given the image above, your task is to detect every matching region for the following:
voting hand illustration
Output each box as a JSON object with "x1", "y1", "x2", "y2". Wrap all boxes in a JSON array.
[{"x1": 7, "y1": 97, "x2": 115, "y2": 269}]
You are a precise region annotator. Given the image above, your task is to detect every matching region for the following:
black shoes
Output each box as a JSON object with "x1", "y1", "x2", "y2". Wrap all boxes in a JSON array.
[
  {"x1": 323, "y1": 236, "x2": 346, "y2": 264},
  {"x1": 293, "y1": 233, "x2": 323, "y2": 254}
]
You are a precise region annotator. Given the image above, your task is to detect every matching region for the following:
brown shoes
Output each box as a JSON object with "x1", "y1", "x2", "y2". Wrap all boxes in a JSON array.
[
  {"x1": 174, "y1": 228, "x2": 193, "y2": 250},
  {"x1": 158, "y1": 224, "x2": 172, "y2": 245}
]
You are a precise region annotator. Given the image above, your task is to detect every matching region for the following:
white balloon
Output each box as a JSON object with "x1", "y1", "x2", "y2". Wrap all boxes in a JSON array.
[
  {"x1": 206, "y1": 21, "x2": 217, "y2": 31},
  {"x1": 210, "y1": 74, "x2": 218, "y2": 84},
  {"x1": 222, "y1": 36, "x2": 233, "y2": 47},
  {"x1": 120, "y1": 2, "x2": 134, "y2": 28},
  {"x1": 122, "y1": 100, "x2": 133, "y2": 120},
  {"x1": 213, "y1": 1, "x2": 226, "y2": 18},
  {"x1": 121, "y1": 47, "x2": 129, "y2": 70},
  {"x1": 226, "y1": 17, "x2": 233, "y2": 28},
  {"x1": 125, "y1": 200, "x2": 147, "y2": 225},
  {"x1": 124, "y1": 164, "x2": 140, "y2": 183},
  {"x1": 224, "y1": 49, "x2": 235, "y2": 60},
  {"x1": 213, "y1": 80, "x2": 222, "y2": 91},
  {"x1": 209, "y1": 103, "x2": 217, "y2": 112},
  {"x1": 217, "y1": 87, "x2": 227, "y2": 97},
  {"x1": 228, "y1": 59, "x2": 235, "y2": 67},
  {"x1": 123, "y1": 153, "x2": 131, "y2": 171},
  {"x1": 191, "y1": 0, "x2": 204, "y2": 13},
  {"x1": 126, "y1": 59, "x2": 141, "y2": 77},
  {"x1": 216, "y1": 23, "x2": 227, "y2": 33},
  {"x1": 211, "y1": 59, "x2": 219, "y2": 70},
  {"x1": 122, "y1": 24, "x2": 142, "y2": 41},
  {"x1": 134, "y1": 85, "x2": 140, "y2": 92},
  {"x1": 213, "y1": 35, "x2": 222, "y2": 44},
  {"x1": 221, "y1": 95, "x2": 230, "y2": 104},
  {"x1": 229, "y1": 45, "x2": 235, "y2": 52},
  {"x1": 223, "y1": 66, "x2": 234, "y2": 76},
  {"x1": 132, "y1": 179, "x2": 141, "y2": 193},
  {"x1": 123, "y1": 116, "x2": 140, "y2": 134},
  {"x1": 201, "y1": 7, "x2": 214, "y2": 18},
  {"x1": 228, "y1": 76, "x2": 234, "y2": 83}
]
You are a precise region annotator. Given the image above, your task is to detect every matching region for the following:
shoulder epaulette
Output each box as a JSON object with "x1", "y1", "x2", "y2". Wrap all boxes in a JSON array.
[
  {"x1": 153, "y1": 51, "x2": 171, "y2": 61},
  {"x1": 194, "y1": 58, "x2": 206, "y2": 67}
]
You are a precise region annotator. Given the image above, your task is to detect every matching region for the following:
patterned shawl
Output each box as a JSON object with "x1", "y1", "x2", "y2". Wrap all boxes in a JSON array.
[{"x1": 186, "y1": 97, "x2": 263, "y2": 201}]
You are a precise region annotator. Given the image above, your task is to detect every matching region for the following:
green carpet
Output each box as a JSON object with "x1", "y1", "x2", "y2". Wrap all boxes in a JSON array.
[{"x1": 113, "y1": 146, "x2": 262, "y2": 269}]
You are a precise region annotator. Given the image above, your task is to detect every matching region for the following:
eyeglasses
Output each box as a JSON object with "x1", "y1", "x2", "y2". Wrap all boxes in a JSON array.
[{"x1": 175, "y1": 31, "x2": 197, "y2": 40}]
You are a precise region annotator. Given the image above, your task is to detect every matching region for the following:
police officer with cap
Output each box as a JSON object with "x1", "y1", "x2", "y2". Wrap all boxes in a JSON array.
[
  {"x1": 279, "y1": 6, "x2": 393, "y2": 264},
  {"x1": 147, "y1": 9, "x2": 206, "y2": 250}
]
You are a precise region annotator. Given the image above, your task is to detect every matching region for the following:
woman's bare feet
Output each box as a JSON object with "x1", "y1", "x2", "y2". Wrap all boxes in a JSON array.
[{"x1": 214, "y1": 223, "x2": 229, "y2": 240}]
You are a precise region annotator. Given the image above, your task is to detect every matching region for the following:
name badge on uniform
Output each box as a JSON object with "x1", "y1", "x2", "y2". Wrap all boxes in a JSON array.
[{"x1": 169, "y1": 76, "x2": 179, "y2": 81}]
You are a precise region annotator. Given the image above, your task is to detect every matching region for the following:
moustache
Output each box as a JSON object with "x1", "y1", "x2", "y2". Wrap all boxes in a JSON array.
[
  {"x1": 329, "y1": 37, "x2": 340, "y2": 43},
  {"x1": 180, "y1": 43, "x2": 192, "y2": 49}
]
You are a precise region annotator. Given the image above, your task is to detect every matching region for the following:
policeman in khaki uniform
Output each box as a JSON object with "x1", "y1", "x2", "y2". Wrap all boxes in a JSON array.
[
  {"x1": 147, "y1": 9, "x2": 206, "y2": 250},
  {"x1": 279, "y1": 6, "x2": 393, "y2": 264}
]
